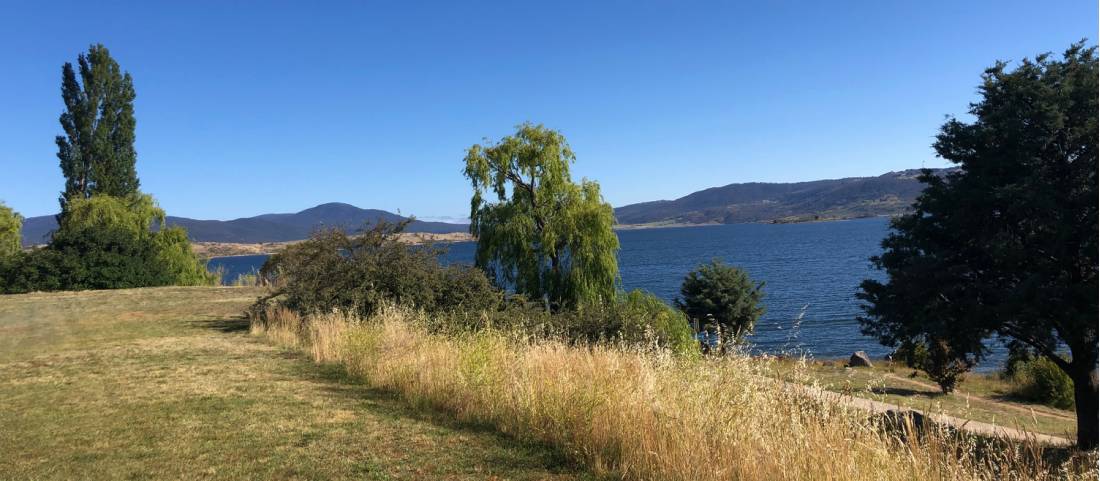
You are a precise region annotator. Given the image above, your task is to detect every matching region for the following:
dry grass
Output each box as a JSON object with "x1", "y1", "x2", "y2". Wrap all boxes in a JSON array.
[
  {"x1": 252, "y1": 306, "x2": 1098, "y2": 481},
  {"x1": 767, "y1": 358, "x2": 1078, "y2": 438}
]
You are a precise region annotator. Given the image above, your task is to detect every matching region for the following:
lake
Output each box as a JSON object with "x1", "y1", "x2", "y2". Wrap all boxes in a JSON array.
[{"x1": 207, "y1": 217, "x2": 1007, "y2": 369}]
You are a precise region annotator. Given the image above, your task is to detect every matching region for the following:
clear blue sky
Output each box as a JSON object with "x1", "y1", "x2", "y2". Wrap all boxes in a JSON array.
[{"x1": 1, "y1": 1, "x2": 1095, "y2": 220}]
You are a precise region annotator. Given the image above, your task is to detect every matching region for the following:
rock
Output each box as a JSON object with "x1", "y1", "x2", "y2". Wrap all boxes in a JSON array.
[{"x1": 848, "y1": 351, "x2": 874, "y2": 368}]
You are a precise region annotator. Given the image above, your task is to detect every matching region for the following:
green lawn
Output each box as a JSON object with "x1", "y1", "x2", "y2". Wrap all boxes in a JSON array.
[{"x1": 0, "y1": 287, "x2": 592, "y2": 481}]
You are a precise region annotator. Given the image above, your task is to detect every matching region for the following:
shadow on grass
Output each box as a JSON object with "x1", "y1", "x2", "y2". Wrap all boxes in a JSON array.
[
  {"x1": 868, "y1": 385, "x2": 940, "y2": 397},
  {"x1": 194, "y1": 317, "x2": 600, "y2": 480},
  {"x1": 189, "y1": 317, "x2": 251, "y2": 333}
]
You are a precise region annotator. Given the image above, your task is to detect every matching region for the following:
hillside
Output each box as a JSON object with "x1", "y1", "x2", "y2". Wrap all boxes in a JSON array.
[
  {"x1": 615, "y1": 169, "x2": 948, "y2": 225},
  {"x1": 20, "y1": 202, "x2": 469, "y2": 245}
]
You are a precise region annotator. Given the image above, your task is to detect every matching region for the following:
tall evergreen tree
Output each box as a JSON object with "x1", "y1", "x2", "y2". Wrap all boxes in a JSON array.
[
  {"x1": 858, "y1": 42, "x2": 1098, "y2": 450},
  {"x1": 56, "y1": 44, "x2": 139, "y2": 214},
  {"x1": 463, "y1": 123, "x2": 620, "y2": 310}
]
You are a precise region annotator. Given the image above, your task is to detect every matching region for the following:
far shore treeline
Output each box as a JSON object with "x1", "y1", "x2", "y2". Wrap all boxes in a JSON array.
[{"x1": 0, "y1": 41, "x2": 1096, "y2": 451}]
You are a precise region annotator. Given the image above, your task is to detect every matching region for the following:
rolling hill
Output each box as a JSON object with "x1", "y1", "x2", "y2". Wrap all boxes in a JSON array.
[
  {"x1": 20, "y1": 202, "x2": 468, "y2": 246},
  {"x1": 614, "y1": 169, "x2": 947, "y2": 225}
]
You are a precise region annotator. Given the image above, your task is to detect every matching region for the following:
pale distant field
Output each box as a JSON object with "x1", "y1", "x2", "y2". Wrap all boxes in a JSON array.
[{"x1": 191, "y1": 232, "x2": 475, "y2": 258}]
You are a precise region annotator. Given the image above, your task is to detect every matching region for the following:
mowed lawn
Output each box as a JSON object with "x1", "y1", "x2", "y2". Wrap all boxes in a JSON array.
[{"x1": 0, "y1": 287, "x2": 591, "y2": 481}]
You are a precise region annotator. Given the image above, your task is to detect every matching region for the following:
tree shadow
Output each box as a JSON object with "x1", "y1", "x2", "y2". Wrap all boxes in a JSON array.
[
  {"x1": 188, "y1": 317, "x2": 250, "y2": 333},
  {"x1": 868, "y1": 385, "x2": 942, "y2": 398},
  {"x1": 197, "y1": 322, "x2": 602, "y2": 480}
]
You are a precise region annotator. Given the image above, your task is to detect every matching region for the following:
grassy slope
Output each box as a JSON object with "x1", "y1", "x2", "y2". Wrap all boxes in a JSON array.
[
  {"x1": 0, "y1": 287, "x2": 589, "y2": 481},
  {"x1": 771, "y1": 358, "x2": 1077, "y2": 438}
]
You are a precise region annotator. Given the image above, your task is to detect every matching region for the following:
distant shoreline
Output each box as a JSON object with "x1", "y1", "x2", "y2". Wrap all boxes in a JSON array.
[
  {"x1": 613, "y1": 214, "x2": 893, "y2": 230},
  {"x1": 196, "y1": 216, "x2": 893, "y2": 258},
  {"x1": 193, "y1": 231, "x2": 475, "y2": 259}
]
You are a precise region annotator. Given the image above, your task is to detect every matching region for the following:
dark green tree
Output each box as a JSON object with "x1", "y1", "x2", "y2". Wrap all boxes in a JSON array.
[
  {"x1": 56, "y1": 44, "x2": 139, "y2": 214},
  {"x1": 858, "y1": 42, "x2": 1097, "y2": 449},
  {"x1": 463, "y1": 123, "x2": 619, "y2": 310},
  {"x1": 676, "y1": 259, "x2": 764, "y2": 347}
]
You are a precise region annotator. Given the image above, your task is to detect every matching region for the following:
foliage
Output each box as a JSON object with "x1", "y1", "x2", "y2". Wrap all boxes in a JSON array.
[
  {"x1": 857, "y1": 42, "x2": 1098, "y2": 448},
  {"x1": 56, "y1": 43, "x2": 139, "y2": 214},
  {"x1": 573, "y1": 290, "x2": 698, "y2": 354},
  {"x1": 891, "y1": 338, "x2": 973, "y2": 394},
  {"x1": 920, "y1": 339, "x2": 973, "y2": 394},
  {"x1": 260, "y1": 221, "x2": 501, "y2": 318},
  {"x1": 463, "y1": 123, "x2": 619, "y2": 310},
  {"x1": 0, "y1": 202, "x2": 22, "y2": 258},
  {"x1": 0, "y1": 194, "x2": 214, "y2": 293},
  {"x1": 1008, "y1": 354, "x2": 1076, "y2": 410},
  {"x1": 676, "y1": 259, "x2": 764, "y2": 345}
]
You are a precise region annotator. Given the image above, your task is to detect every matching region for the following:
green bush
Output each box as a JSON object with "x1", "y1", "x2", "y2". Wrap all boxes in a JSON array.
[
  {"x1": 0, "y1": 194, "x2": 215, "y2": 293},
  {"x1": 892, "y1": 338, "x2": 973, "y2": 393},
  {"x1": 0, "y1": 202, "x2": 22, "y2": 258},
  {"x1": 573, "y1": 290, "x2": 697, "y2": 354},
  {"x1": 1009, "y1": 355, "x2": 1075, "y2": 409},
  {"x1": 260, "y1": 221, "x2": 501, "y2": 318}
]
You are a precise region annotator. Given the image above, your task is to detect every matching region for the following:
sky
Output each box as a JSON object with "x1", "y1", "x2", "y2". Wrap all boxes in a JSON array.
[{"x1": 1, "y1": 1, "x2": 1096, "y2": 221}]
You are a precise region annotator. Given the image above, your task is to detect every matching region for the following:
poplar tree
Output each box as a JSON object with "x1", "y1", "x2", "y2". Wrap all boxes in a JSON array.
[
  {"x1": 463, "y1": 123, "x2": 619, "y2": 310},
  {"x1": 56, "y1": 44, "x2": 139, "y2": 214}
]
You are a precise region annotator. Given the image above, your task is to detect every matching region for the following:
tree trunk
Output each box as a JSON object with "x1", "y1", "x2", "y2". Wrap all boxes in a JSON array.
[{"x1": 1072, "y1": 363, "x2": 1098, "y2": 450}]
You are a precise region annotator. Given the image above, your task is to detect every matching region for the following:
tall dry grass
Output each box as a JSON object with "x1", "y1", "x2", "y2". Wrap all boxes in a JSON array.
[{"x1": 250, "y1": 306, "x2": 1095, "y2": 481}]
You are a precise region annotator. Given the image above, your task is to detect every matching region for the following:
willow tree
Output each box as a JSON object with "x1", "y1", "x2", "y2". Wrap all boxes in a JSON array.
[
  {"x1": 56, "y1": 44, "x2": 139, "y2": 215},
  {"x1": 463, "y1": 123, "x2": 619, "y2": 310}
]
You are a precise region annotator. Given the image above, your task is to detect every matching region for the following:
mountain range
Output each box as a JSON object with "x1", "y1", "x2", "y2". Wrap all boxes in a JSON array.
[
  {"x1": 614, "y1": 168, "x2": 945, "y2": 225},
  {"x1": 20, "y1": 168, "x2": 943, "y2": 245},
  {"x1": 20, "y1": 203, "x2": 469, "y2": 246}
]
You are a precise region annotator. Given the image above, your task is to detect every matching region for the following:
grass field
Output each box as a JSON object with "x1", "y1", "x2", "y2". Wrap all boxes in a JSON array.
[{"x1": 0, "y1": 287, "x2": 592, "y2": 480}]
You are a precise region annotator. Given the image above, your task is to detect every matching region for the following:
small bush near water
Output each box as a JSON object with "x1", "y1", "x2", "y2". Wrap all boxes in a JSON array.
[
  {"x1": 249, "y1": 305, "x2": 1095, "y2": 481},
  {"x1": 1008, "y1": 355, "x2": 1076, "y2": 410}
]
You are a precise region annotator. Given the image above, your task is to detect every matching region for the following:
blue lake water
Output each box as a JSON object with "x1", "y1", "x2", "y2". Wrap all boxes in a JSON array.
[{"x1": 206, "y1": 217, "x2": 1007, "y2": 368}]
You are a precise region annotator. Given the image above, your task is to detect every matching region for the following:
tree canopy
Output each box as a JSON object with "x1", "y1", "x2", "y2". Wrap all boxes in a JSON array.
[
  {"x1": 676, "y1": 259, "x2": 764, "y2": 347},
  {"x1": 463, "y1": 123, "x2": 619, "y2": 310},
  {"x1": 56, "y1": 43, "x2": 139, "y2": 214},
  {"x1": 858, "y1": 42, "x2": 1098, "y2": 449},
  {"x1": 0, "y1": 202, "x2": 22, "y2": 258},
  {"x1": 0, "y1": 45, "x2": 212, "y2": 294}
]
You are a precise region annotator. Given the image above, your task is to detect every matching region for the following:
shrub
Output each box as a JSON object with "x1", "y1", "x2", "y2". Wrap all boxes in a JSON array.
[
  {"x1": 572, "y1": 290, "x2": 698, "y2": 354},
  {"x1": 920, "y1": 339, "x2": 973, "y2": 394},
  {"x1": 260, "y1": 221, "x2": 501, "y2": 318},
  {"x1": 0, "y1": 202, "x2": 22, "y2": 258},
  {"x1": 892, "y1": 339, "x2": 929, "y2": 369},
  {"x1": 0, "y1": 194, "x2": 214, "y2": 293},
  {"x1": 1009, "y1": 355, "x2": 1075, "y2": 409},
  {"x1": 438, "y1": 264, "x2": 502, "y2": 312},
  {"x1": 888, "y1": 338, "x2": 973, "y2": 394},
  {"x1": 676, "y1": 259, "x2": 764, "y2": 346}
]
